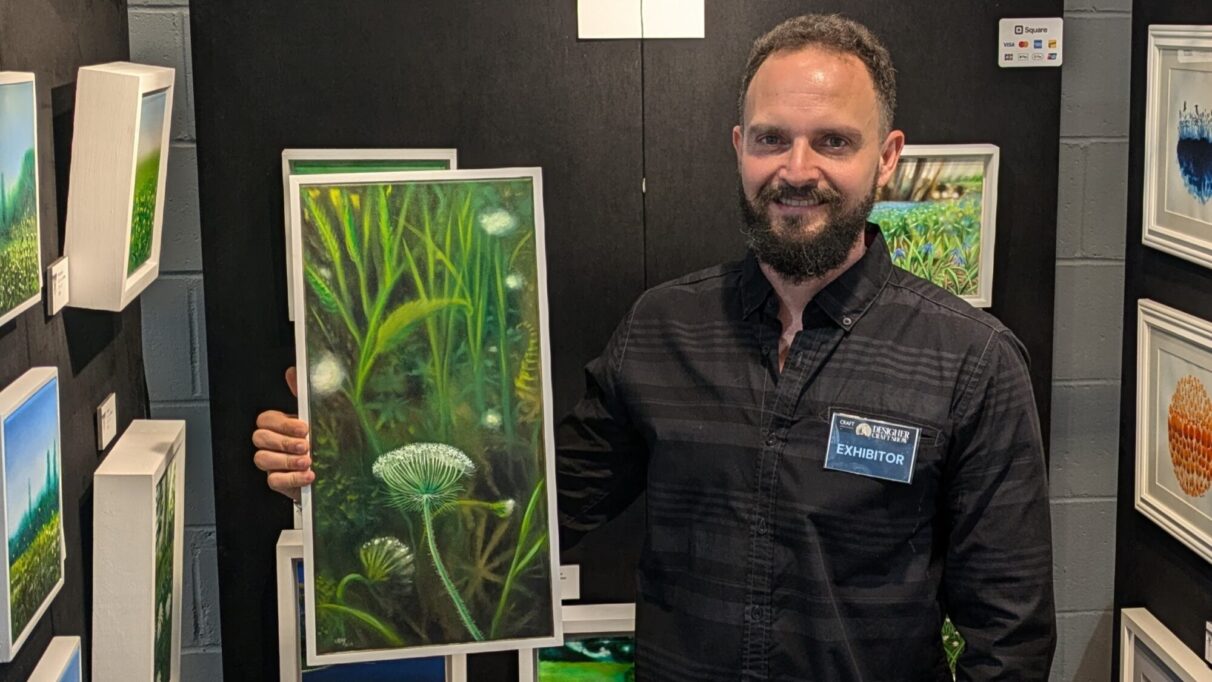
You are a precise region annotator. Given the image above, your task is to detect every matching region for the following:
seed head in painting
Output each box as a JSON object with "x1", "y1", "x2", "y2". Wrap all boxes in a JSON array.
[
  {"x1": 0, "y1": 78, "x2": 40, "y2": 322},
  {"x1": 868, "y1": 156, "x2": 984, "y2": 298},
  {"x1": 128, "y1": 90, "x2": 167, "y2": 276},
  {"x1": 537, "y1": 635, "x2": 635, "y2": 681},
  {"x1": 299, "y1": 174, "x2": 554, "y2": 655},
  {"x1": 3, "y1": 378, "x2": 61, "y2": 642},
  {"x1": 152, "y1": 460, "x2": 176, "y2": 682},
  {"x1": 1167, "y1": 375, "x2": 1212, "y2": 497}
]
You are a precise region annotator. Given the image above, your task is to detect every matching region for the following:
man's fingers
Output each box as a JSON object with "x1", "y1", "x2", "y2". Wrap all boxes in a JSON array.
[
  {"x1": 267, "y1": 470, "x2": 314, "y2": 501},
  {"x1": 253, "y1": 450, "x2": 311, "y2": 473},
  {"x1": 255, "y1": 410, "x2": 309, "y2": 438},
  {"x1": 286, "y1": 367, "x2": 299, "y2": 398},
  {"x1": 251, "y1": 428, "x2": 309, "y2": 455}
]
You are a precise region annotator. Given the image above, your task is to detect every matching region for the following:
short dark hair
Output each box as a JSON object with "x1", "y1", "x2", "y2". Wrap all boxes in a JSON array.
[{"x1": 738, "y1": 14, "x2": 897, "y2": 133}]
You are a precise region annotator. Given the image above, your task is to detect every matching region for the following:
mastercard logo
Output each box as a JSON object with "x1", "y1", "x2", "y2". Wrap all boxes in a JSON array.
[{"x1": 1167, "y1": 375, "x2": 1212, "y2": 497}]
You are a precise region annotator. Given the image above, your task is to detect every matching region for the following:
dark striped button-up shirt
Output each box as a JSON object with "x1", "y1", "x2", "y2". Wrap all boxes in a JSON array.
[{"x1": 556, "y1": 227, "x2": 1055, "y2": 681}]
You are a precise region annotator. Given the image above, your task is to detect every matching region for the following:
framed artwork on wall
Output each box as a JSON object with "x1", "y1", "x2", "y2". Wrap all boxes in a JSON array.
[
  {"x1": 1143, "y1": 26, "x2": 1212, "y2": 268},
  {"x1": 0, "y1": 367, "x2": 63, "y2": 662},
  {"x1": 868, "y1": 143, "x2": 999, "y2": 308},
  {"x1": 516, "y1": 603, "x2": 635, "y2": 681},
  {"x1": 290, "y1": 168, "x2": 562, "y2": 663},
  {"x1": 1120, "y1": 607, "x2": 1212, "y2": 681},
  {"x1": 28, "y1": 636, "x2": 82, "y2": 682},
  {"x1": 275, "y1": 530, "x2": 467, "y2": 682},
  {"x1": 1136, "y1": 299, "x2": 1212, "y2": 564},
  {"x1": 0, "y1": 72, "x2": 43, "y2": 327},
  {"x1": 64, "y1": 62, "x2": 173, "y2": 311},
  {"x1": 92, "y1": 420, "x2": 186, "y2": 681},
  {"x1": 280, "y1": 149, "x2": 459, "y2": 320}
]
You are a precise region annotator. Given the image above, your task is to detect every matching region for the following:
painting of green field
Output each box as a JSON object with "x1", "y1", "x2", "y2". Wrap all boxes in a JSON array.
[
  {"x1": 128, "y1": 90, "x2": 167, "y2": 275},
  {"x1": 152, "y1": 460, "x2": 176, "y2": 682},
  {"x1": 869, "y1": 156, "x2": 986, "y2": 298},
  {"x1": 289, "y1": 159, "x2": 451, "y2": 175},
  {"x1": 0, "y1": 79, "x2": 41, "y2": 323},
  {"x1": 538, "y1": 635, "x2": 635, "y2": 681},
  {"x1": 298, "y1": 172, "x2": 555, "y2": 656},
  {"x1": 4, "y1": 377, "x2": 61, "y2": 642}
]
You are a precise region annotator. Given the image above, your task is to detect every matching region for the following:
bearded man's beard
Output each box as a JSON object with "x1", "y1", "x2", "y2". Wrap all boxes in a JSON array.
[{"x1": 739, "y1": 179, "x2": 876, "y2": 283}]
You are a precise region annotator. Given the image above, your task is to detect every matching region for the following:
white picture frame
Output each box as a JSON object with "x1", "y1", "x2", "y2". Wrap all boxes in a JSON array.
[
  {"x1": 1142, "y1": 26, "x2": 1212, "y2": 268},
  {"x1": 291, "y1": 168, "x2": 563, "y2": 664},
  {"x1": 280, "y1": 148, "x2": 458, "y2": 320},
  {"x1": 1121, "y1": 607, "x2": 1212, "y2": 681},
  {"x1": 0, "y1": 367, "x2": 64, "y2": 662},
  {"x1": 870, "y1": 143, "x2": 1000, "y2": 308},
  {"x1": 92, "y1": 419, "x2": 186, "y2": 681},
  {"x1": 1136, "y1": 299, "x2": 1212, "y2": 564},
  {"x1": 516, "y1": 603, "x2": 636, "y2": 681},
  {"x1": 275, "y1": 530, "x2": 467, "y2": 682},
  {"x1": 0, "y1": 71, "x2": 44, "y2": 327},
  {"x1": 64, "y1": 62, "x2": 174, "y2": 311},
  {"x1": 28, "y1": 635, "x2": 82, "y2": 681}
]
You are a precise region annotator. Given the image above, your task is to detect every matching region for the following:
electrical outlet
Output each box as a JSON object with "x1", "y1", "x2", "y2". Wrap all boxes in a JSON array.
[
  {"x1": 45, "y1": 257, "x2": 70, "y2": 316},
  {"x1": 96, "y1": 393, "x2": 117, "y2": 451},
  {"x1": 560, "y1": 564, "x2": 581, "y2": 601}
]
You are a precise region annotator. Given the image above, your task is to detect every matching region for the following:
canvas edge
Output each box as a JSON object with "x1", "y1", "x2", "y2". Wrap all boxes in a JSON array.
[
  {"x1": 275, "y1": 530, "x2": 303, "y2": 682},
  {"x1": 26, "y1": 635, "x2": 82, "y2": 682},
  {"x1": 120, "y1": 69, "x2": 175, "y2": 310},
  {"x1": 0, "y1": 71, "x2": 44, "y2": 328},
  {"x1": 1120, "y1": 607, "x2": 1212, "y2": 682},
  {"x1": 167, "y1": 423, "x2": 186, "y2": 682}
]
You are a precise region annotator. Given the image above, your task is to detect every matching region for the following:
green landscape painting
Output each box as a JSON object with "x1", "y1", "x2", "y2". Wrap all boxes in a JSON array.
[
  {"x1": 538, "y1": 635, "x2": 635, "y2": 681},
  {"x1": 152, "y1": 460, "x2": 177, "y2": 682},
  {"x1": 4, "y1": 377, "x2": 61, "y2": 642},
  {"x1": 297, "y1": 171, "x2": 556, "y2": 656},
  {"x1": 128, "y1": 90, "x2": 167, "y2": 276},
  {"x1": 0, "y1": 79, "x2": 41, "y2": 324},
  {"x1": 868, "y1": 155, "x2": 988, "y2": 299},
  {"x1": 289, "y1": 159, "x2": 452, "y2": 175}
]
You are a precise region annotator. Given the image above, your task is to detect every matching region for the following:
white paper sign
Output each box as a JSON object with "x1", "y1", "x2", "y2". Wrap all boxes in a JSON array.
[
  {"x1": 997, "y1": 17, "x2": 1063, "y2": 68},
  {"x1": 578, "y1": 0, "x2": 705, "y2": 40}
]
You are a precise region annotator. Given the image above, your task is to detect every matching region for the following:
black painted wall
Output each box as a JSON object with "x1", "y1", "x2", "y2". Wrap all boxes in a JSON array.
[
  {"x1": 190, "y1": 2, "x2": 1060, "y2": 679},
  {"x1": 0, "y1": 1, "x2": 149, "y2": 680},
  {"x1": 1114, "y1": 1, "x2": 1212, "y2": 677}
]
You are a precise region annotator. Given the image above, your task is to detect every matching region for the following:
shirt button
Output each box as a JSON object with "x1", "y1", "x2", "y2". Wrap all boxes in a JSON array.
[
  {"x1": 756, "y1": 517, "x2": 768, "y2": 535},
  {"x1": 764, "y1": 434, "x2": 776, "y2": 447},
  {"x1": 842, "y1": 316, "x2": 853, "y2": 326}
]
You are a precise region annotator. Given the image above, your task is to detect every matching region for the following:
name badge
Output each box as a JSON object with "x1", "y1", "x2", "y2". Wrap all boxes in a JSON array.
[{"x1": 824, "y1": 412, "x2": 920, "y2": 484}]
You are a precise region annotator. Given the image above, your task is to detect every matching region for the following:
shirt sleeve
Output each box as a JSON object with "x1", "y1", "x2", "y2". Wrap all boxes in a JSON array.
[
  {"x1": 944, "y1": 329, "x2": 1056, "y2": 680},
  {"x1": 555, "y1": 303, "x2": 649, "y2": 550}
]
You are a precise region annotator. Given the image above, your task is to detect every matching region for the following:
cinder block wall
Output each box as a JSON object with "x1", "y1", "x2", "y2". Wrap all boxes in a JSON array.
[
  {"x1": 128, "y1": 2, "x2": 224, "y2": 679},
  {"x1": 1049, "y1": 0, "x2": 1131, "y2": 679}
]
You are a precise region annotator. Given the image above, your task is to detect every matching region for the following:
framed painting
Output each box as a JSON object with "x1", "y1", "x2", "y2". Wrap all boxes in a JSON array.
[
  {"x1": 28, "y1": 636, "x2": 82, "y2": 682},
  {"x1": 92, "y1": 420, "x2": 186, "y2": 681},
  {"x1": 1143, "y1": 26, "x2": 1212, "y2": 268},
  {"x1": 868, "y1": 143, "x2": 999, "y2": 308},
  {"x1": 0, "y1": 367, "x2": 63, "y2": 662},
  {"x1": 1121, "y1": 608, "x2": 1212, "y2": 681},
  {"x1": 289, "y1": 168, "x2": 562, "y2": 663},
  {"x1": 280, "y1": 148, "x2": 458, "y2": 320},
  {"x1": 0, "y1": 72, "x2": 43, "y2": 327},
  {"x1": 1137, "y1": 299, "x2": 1212, "y2": 564},
  {"x1": 64, "y1": 62, "x2": 173, "y2": 311},
  {"x1": 275, "y1": 530, "x2": 467, "y2": 681},
  {"x1": 517, "y1": 604, "x2": 635, "y2": 681}
]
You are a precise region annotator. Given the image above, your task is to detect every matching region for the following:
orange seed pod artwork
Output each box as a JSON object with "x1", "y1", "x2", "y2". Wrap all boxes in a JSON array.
[{"x1": 1167, "y1": 375, "x2": 1212, "y2": 497}]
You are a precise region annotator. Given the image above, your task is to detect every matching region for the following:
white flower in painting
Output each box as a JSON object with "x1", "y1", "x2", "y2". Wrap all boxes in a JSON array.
[
  {"x1": 478, "y1": 209, "x2": 517, "y2": 237},
  {"x1": 481, "y1": 410, "x2": 503, "y2": 430},
  {"x1": 310, "y1": 352, "x2": 346, "y2": 396},
  {"x1": 505, "y1": 273, "x2": 524, "y2": 291}
]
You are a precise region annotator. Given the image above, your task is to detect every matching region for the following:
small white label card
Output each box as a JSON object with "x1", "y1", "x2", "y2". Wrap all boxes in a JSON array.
[
  {"x1": 46, "y1": 257, "x2": 70, "y2": 316},
  {"x1": 578, "y1": 0, "x2": 705, "y2": 39},
  {"x1": 559, "y1": 564, "x2": 581, "y2": 601},
  {"x1": 998, "y1": 17, "x2": 1063, "y2": 68}
]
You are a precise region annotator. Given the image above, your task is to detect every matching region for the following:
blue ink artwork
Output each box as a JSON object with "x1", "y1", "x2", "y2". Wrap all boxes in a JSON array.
[{"x1": 1177, "y1": 100, "x2": 1212, "y2": 204}]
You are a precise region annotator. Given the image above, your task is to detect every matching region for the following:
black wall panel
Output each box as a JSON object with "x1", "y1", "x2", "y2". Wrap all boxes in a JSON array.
[
  {"x1": 1116, "y1": 1, "x2": 1212, "y2": 676},
  {"x1": 0, "y1": 1, "x2": 147, "y2": 680}
]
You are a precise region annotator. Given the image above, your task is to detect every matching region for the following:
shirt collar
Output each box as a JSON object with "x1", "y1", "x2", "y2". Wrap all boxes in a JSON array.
[{"x1": 739, "y1": 224, "x2": 893, "y2": 330}]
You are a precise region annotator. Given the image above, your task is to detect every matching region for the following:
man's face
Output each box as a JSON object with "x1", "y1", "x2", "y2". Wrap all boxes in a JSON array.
[{"x1": 732, "y1": 46, "x2": 904, "y2": 282}]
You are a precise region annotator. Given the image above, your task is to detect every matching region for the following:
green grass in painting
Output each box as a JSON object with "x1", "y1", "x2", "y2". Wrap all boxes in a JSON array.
[
  {"x1": 0, "y1": 147, "x2": 40, "y2": 316},
  {"x1": 290, "y1": 159, "x2": 451, "y2": 175},
  {"x1": 869, "y1": 195, "x2": 982, "y2": 297},
  {"x1": 153, "y1": 462, "x2": 176, "y2": 682},
  {"x1": 537, "y1": 661, "x2": 635, "y2": 681},
  {"x1": 302, "y1": 178, "x2": 552, "y2": 653},
  {"x1": 128, "y1": 152, "x2": 160, "y2": 275},
  {"x1": 8, "y1": 511, "x2": 60, "y2": 638}
]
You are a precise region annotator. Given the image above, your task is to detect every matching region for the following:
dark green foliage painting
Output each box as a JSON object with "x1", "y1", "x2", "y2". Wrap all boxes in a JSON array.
[
  {"x1": 0, "y1": 79, "x2": 41, "y2": 323},
  {"x1": 128, "y1": 90, "x2": 167, "y2": 275},
  {"x1": 538, "y1": 635, "x2": 635, "y2": 681},
  {"x1": 153, "y1": 460, "x2": 177, "y2": 681},
  {"x1": 296, "y1": 171, "x2": 556, "y2": 656}
]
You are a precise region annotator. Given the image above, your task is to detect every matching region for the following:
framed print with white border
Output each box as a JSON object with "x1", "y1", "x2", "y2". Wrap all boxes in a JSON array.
[
  {"x1": 516, "y1": 603, "x2": 635, "y2": 681},
  {"x1": 1143, "y1": 26, "x2": 1212, "y2": 268},
  {"x1": 28, "y1": 635, "x2": 82, "y2": 681},
  {"x1": 0, "y1": 71, "x2": 44, "y2": 327},
  {"x1": 1121, "y1": 607, "x2": 1212, "y2": 681}
]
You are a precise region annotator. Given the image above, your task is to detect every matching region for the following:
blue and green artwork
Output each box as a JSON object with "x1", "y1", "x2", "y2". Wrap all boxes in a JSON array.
[
  {"x1": 128, "y1": 90, "x2": 167, "y2": 276},
  {"x1": 869, "y1": 155, "x2": 987, "y2": 298},
  {"x1": 3, "y1": 377, "x2": 61, "y2": 641},
  {"x1": 0, "y1": 78, "x2": 41, "y2": 324},
  {"x1": 153, "y1": 460, "x2": 177, "y2": 682},
  {"x1": 537, "y1": 635, "x2": 635, "y2": 681}
]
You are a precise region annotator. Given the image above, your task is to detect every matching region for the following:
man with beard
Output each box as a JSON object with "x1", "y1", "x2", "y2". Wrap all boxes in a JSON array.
[{"x1": 253, "y1": 13, "x2": 1055, "y2": 680}]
